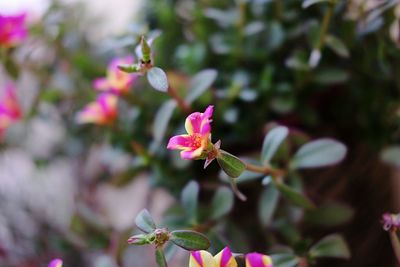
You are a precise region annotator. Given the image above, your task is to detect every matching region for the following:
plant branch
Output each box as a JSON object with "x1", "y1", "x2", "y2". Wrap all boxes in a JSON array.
[
  {"x1": 316, "y1": 3, "x2": 335, "y2": 50},
  {"x1": 245, "y1": 162, "x2": 284, "y2": 177},
  {"x1": 389, "y1": 231, "x2": 400, "y2": 265},
  {"x1": 167, "y1": 85, "x2": 191, "y2": 114}
]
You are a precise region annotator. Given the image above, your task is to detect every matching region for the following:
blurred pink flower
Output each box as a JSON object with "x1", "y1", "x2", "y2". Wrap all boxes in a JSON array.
[
  {"x1": 167, "y1": 105, "x2": 213, "y2": 160},
  {"x1": 245, "y1": 253, "x2": 273, "y2": 267},
  {"x1": 48, "y1": 258, "x2": 63, "y2": 267},
  {"x1": 76, "y1": 93, "x2": 118, "y2": 125},
  {"x1": 0, "y1": 83, "x2": 22, "y2": 136},
  {"x1": 0, "y1": 13, "x2": 28, "y2": 48},
  {"x1": 93, "y1": 56, "x2": 138, "y2": 95},
  {"x1": 189, "y1": 247, "x2": 237, "y2": 267},
  {"x1": 382, "y1": 212, "x2": 400, "y2": 231}
]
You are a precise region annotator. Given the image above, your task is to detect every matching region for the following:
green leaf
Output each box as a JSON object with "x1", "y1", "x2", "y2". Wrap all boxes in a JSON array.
[
  {"x1": 381, "y1": 146, "x2": 400, "y2": 167},
  {"x1": 155, "y1": 248, "x2": 167, "y2": 267},
  {"x1": 314, "y1": 69, "x2": 349, "y2": 85},
  {"x1": 185, "y1": 69, "x2": 218, "y2": 103},
  {"x1": 309, "y1": 234, "x2": 351, "y2": 259},
  {"x1": 181, "y1": 181, "x2": 199, "y2": 222},
  {"x1": 290, "y1": 138, "x2": 347, "y2": 169},
  {"x1": 135, "y1": 209, "x2": 156, "y2": 233},
  {"x1": 325, "y1": 35, "x2": 350, "y2": 58},
  {"x1": 153, "y1": 100, "x2": 177, "y2": 142},
  {"x1": 305, "y1": 202, "x2": 353, "y2": 227},
  {"x1": 211, "y1": 187, "x2": 234, "y2": 220},
  {"x1": 147, "y1": 67, "x2": 169, "y2": 92},
  {"x1": 270, "y1": 254, "x2": 300, "y2": 267},
  {"x1": 261, "y1": 126, "x2": 289, "y2": 165},
  {"x1": 273, "y1": 181, "x2": 315, "y2": 209},
  {"x1": 217, "y1": 150, "x2": 246, "y2": 178},
  {"x1": 259, "y1": 184, "x2": 279, "y2": 226},
  {"x1": 302, "y1": 0, "x2": 334, "y2": 9},
  {"x1": 170, "y1": 230, "x2": 211, "y2": 251}
]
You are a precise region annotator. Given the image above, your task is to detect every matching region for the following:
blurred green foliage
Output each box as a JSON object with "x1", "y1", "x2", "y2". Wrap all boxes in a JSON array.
[{"x1": 1, "y1": 0, "x2": 400, "y2": 266}]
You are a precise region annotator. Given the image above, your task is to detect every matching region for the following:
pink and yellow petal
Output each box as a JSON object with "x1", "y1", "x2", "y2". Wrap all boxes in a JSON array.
[
  {"x1": 181, "y1": 146, "x2": 204, "y2": 160},
  {"x1": 93, "y1": 78, "x2": 110, "y2": 91},
  {"x1": 245, "y1": 253, "x2": 273, "y2": 267},
  {"x1": 167, "y1": 134, "x2": 192, "y2": 150},
  {"x1": 76, "y1": 102, "x2": 106, "y2": 124},
  {"x1": 190, "y1": 250, "x2": 217, "y2": 267},
  {"x1": 48, "y1": 258, "x2": 63, "y2": 267},
  {"x1": 214, "y1": 247, "x2": 238, "y2": 267},
  {"x1": 99, "y1": 94, "x2": 118, "y2": 111}
]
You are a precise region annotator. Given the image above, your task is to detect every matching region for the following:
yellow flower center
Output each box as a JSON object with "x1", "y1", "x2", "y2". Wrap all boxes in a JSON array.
[{"x1": 190, "y1": 133, "x2": 203, "y2": 148}]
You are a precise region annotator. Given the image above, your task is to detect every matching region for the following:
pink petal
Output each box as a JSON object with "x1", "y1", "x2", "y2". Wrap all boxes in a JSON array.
[
  {"x1": 0, "y1": 13, "x2": 28, "y2": 47},
  {"x1": 245, "y1": 253, "x2": 273, "y2": 267},
  {"x1": 181, "y1": 146, "x2": 204, "y2": 160},
  {"x1": 191, "y1": 251, "x2": 203, "y2": 267},
  {"x1": 167, "y1": 134, "x2": 192, "y2": 150},
  {"x1": 48, "y1": 258, "x2": 63, "y2": 267},
  {"x1": 93, "y1": 77, "x2": 110, "y2": 91},
  {"x1": 214, "y1": 247, "x2": 237, "y2": 267}
]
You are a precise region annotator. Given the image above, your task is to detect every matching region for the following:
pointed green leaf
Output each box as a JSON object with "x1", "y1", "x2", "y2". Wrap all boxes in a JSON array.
[
  {"x1": 186, "y1": 69, "x2": 218, "y2": 103},
  {"x1": 211, "y1": 187, "x2": 234, "y2": 220},
  {"x1": 309, "y1": 234, "x2": 351, "y2": 259},
  {"x1": 305, "y1": 202, "x2": 353, "y2": 227},
  {"x1": 155, "y1": 248, "x2": 167, "y2": 267},
  {"x1": 271, "y1": 254, "x2": 300, "y2": 267},
  {"x1": 135, "y1": 209, "x2": 156, "y2": 233},
  {"x1": 290, "y1": 138, "x2": 347, "y2": 169},
  {"x1": 153, "y1": 100, "x2": 177, "y2": 142},
  {"x1": 273, "y1": 181, "x2": 315, "y2": 209},
  {"x1": 217, "y1": 150, "x2": 246, "y2": 178},
  {"x1": 181, "y1": 181, "x2": 199, "y2": 222},
  {"x1": 325, "y1": 35, "x2": 349, "y2": 58},
  {"x1": 261, "y1": 126, "x2": 289, "y2": 164},
  {"x1": 147, "y1": 67, "x2": 169, "y2": 92},
  {"x1": 170, "y1": 230, "x2": 210, "y2": 251},
  {"x1": 259, "y1": 184, "x2": 279, "y2": 226}
]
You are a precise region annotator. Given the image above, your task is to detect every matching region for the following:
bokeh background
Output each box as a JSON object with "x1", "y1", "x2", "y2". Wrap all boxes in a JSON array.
[{"x1": 0, "y1": 0, "x2": 400, "y2": 266}]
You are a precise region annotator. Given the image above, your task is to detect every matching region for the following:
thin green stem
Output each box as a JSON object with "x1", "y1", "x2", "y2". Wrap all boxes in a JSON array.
[
  {"x1": 229, "y1": 178, "x2": 247, "y2": 201},
  {"x1": 316, "y1": 3, "x2": 335, "y2": 50}
]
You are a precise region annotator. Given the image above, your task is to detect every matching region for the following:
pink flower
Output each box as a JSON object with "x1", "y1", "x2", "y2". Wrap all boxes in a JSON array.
[
  {"x1": 245, "y1": 253, "x2": 273, "y2": 267},
  {"x1": 382, "y1": 212, "x2": 400, "y2": 231},
  {"x1": 76, "y1": 93, "x2": 118, "y2": 125},
  {"x1": 93, "y1": 56, "x2": 138, "y2": 95},
  {"x1": 0, "y1": 84, "x2": 22, "y2": 136},
  {"x1": 0, "y1": 13, "x2": 28, "y2": 48},
  {"x1": 48, "y1": 259, "x2": 63, "y2": 267},
  {"x1": 189, "y1": 247, "x2": 237, "y2": 267},
  {"x1": 167, "y1": 105, "x2": 213, "y2": 160}
]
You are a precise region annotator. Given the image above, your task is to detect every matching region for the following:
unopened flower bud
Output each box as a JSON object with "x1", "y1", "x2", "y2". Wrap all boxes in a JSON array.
[{"x1": 127, "y1": 234, "x2": 151, "y2": 245}]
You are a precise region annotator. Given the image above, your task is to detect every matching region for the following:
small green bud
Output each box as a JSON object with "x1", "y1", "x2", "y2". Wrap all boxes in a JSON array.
[
  {"x1": 127, "y1": 234, "x2": 151, "y2": 245},
  {"x1": 118, "y1": 64, "x2": 140, "y2": 73},
  {"x1": 141, "y1": 36, "x2": 151, "y2": 63}
]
